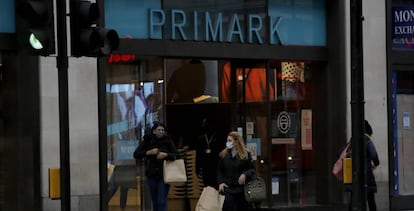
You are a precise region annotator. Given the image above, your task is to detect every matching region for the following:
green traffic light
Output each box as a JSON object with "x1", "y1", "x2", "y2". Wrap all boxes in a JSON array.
[
  {"x1": 29, "y1": 33, "x2": 44, "y2": 50},
  {"x1": 16, "y1": 0, "x2": 55, "y2": 55}
]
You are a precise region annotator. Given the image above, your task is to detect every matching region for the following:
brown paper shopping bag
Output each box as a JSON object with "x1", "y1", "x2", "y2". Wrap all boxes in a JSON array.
[
  {"x1": 163, "y1": 159, "x2": 187, "y2": 184},
  {"x1": 195, "y1": 186, "x2": 225, "y2": 211}
]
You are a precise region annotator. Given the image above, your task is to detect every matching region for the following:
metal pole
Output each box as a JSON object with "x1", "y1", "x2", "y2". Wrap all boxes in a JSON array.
[
  {"x1": 350, "y1": 0, "x2": 367, "y2": 210},
  {"x1": 56, "y1": 0, "x2": 71, "y2": 210}
]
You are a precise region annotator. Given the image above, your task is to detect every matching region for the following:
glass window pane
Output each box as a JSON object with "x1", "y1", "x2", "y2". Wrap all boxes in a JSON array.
[
  {"x1": 220, "y1": 61, "x2": 274, "y2": 102},
  {"x1": 270, "y1": 61, "x2": 318, "y2": 206},
  {"x1": 107, "y1": 58, "x2": 164, "y2": 210},
  {"x1": 166, "y1": 59, "x2": 219, "y2": 104},
  {"x1": 395, "y1": 71, "x2": 414, "y2": 195}
]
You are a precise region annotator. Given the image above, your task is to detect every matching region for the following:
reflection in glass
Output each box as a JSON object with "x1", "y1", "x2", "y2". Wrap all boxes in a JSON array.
[
  {"x1": 106, "y1": 59, "x2": 164, "y2": 210},
  {"x1": 281, "y1": 62, "x2": 305, "y2": 100},
  {"x1": 220, "y1": 61, "x2": 275, "y2": 102},
  {"x1": 166, "y1": 59, "x2": 219, "y2": 104},
  {"x1": 395, "y1": 71, "x2": 414, "y2": 195}
]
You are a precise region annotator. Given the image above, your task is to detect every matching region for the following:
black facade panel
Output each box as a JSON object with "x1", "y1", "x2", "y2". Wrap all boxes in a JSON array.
[{"x1": 118, "y1": 39, "x2": 328, "y2": 61}]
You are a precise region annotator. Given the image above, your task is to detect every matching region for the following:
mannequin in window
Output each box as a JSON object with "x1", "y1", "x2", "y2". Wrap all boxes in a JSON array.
[
  {"x1": 166, "y1": 59, "x2": 206, "y2": 103},
  {"x1": 196, "y1": 117, "x2": 222, "y2": 189}
]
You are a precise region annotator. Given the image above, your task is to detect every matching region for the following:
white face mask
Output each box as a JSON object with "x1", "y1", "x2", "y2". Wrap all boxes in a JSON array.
[
  {"x1": 226, "y1": 142, "x2": 234, "y2": 149},
  {"x1": 155, "y1": 131, "x2": 165, "y2": 139}
]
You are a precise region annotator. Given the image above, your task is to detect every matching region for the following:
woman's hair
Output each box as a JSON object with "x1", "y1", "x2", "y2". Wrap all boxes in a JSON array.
[
  {"x1": 219, "y1": 131, "x2": 249, "y2": 160},
  {"x1": 365, "y1": 120, "x2": 373, "y2": 136},
  {"x1": 151, "y1": 121, "x2": 166, "y2": 133}
]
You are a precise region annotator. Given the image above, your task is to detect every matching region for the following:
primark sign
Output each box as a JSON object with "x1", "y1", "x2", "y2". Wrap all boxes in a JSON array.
[{"x1": 149, "y1": 9, "x2": 285, "y2": 45}]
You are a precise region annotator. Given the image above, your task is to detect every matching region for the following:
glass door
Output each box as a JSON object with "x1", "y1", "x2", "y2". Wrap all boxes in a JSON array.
[
  {"x1": 106, "y1": 57, "x2": 165, "y2": 211},
  {"x1": 222, "y1": 60, "x2": 273, "y2": 207},
  {"x1": 269, "y1": 61, "x2": 316, "y2": 207},
  {"x1": 391, "y1": 70, "x2": 414, "y2": 210}
]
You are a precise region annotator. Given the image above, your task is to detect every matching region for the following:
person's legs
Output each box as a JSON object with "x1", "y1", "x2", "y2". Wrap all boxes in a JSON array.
[
  {"x1": 367, "y1": 192, "x2": 377, "y2": 211},
  {"x1": 236, "y1": 192, "x2": 250, "y2": 211},
  {"x1": 108, "y1": 175, "x2": 118, "y2": 201},
  {"x1": 156, "y1": 179, "x2": 170, "y2": 211},
  {"x1": 119, "y1": 186, "x2": 129, "y2": 209},
  {"x1": 348, "y1": 191, "x2": 353, "y2": 211},
  {"x1": 146, "y1": 177, "x2": 159, "y2": 211},
  {"x1": 222, "y1": 192, "x2": 236, "y2": 211}
]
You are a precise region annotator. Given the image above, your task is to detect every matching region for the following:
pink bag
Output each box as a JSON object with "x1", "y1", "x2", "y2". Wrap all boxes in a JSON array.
[{"x1": 332, "y1": 143, "x2": 351, "y2": 181}]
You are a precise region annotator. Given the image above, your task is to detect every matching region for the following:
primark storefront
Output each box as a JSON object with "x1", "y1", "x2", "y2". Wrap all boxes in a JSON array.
[{"x1": 100, "y1": 0, "x2": 349, "y2": 210}]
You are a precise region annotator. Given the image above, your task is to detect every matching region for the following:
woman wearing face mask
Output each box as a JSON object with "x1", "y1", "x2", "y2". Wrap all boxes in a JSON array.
[
  {"x1": 134, "y1": 122, "x2": 179, "y2": 211},
  {"x1": 217, "y1": 131, "x2": 256, "y2": 211}
]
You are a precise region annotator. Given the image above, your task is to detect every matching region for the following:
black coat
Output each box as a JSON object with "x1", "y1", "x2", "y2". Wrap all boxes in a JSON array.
[
  {"x1": 344, "y1": 135, "x2": 380, "y2": 193},
  {"x1": 196, "y1": 132, "x2": 222, "y2": 188},
  {"x1": 365, "y1": 136, "x2": 380, "y2": 192},
  {"x1": 133, "y1": 134, "x2": 179, "y2": 179},
  {"x1": 217, "y1": 151, "x2": 256, "y2": 193}
]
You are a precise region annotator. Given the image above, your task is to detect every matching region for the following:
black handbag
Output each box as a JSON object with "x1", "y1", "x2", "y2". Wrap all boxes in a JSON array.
[{"x1": 244, "y1": 175, "x2": 267, "y2": 202}]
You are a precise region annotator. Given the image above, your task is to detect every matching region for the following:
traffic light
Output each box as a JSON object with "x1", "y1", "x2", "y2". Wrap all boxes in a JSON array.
[
  {"x1": 70, "y1": 0, "x2": 119, "y2": 57},
  {"x1": 15, "y1": 0, "x2": 55, "y2": 56}
]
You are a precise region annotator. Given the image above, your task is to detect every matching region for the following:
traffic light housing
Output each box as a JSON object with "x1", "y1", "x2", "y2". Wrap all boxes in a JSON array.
[
  {"x1": 70, "y1": 0, "x2": 119, "y2": 57},
  {"x1": 15, "y1": 0, "x2": 55, "y2": 56}
]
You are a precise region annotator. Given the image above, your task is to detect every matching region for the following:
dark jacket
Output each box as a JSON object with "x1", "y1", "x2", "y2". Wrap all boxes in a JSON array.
[
  {"x1": 344, "y1": 135, "x2": 380, "y2": 193},
  {"x1": 133, "y1": 134, "x2": 179, "y2": 179},
  {"x1": 366, "y1": 136, "x2": 379, "y2": 192},
  {"x1": 217, "y1": 151, "x2": 256, "y2": 193}
]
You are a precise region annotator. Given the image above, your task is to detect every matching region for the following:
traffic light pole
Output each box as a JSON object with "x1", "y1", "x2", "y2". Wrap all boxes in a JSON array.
[
  {"x1": 350, "y1": 0, "x2": 367, "y2": 210},
  {"x1": 56, "y1": 0, "x2": 71, "y2": 210}
]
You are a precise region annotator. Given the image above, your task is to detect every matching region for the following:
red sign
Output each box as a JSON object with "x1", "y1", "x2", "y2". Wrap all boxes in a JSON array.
[{"x1": 108, "y1": 54, "x2": 136, "y2": 64}]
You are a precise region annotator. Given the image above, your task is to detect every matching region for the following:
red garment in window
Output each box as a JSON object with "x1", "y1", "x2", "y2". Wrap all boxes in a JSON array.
[{"x1": 221, "y1": 62, "x2": 275, "y2": 102}]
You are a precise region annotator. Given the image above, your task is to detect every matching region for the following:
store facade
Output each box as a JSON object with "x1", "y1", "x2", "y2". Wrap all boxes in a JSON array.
[
  {"x1": 387, "y1": 0, "x2": 414, "y2": 210},
  {"x1": 101, "y1": 1, "x2": 350, "y2": 210}
]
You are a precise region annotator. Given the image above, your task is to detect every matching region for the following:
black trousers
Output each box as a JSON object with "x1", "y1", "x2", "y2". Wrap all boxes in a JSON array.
[
  {"x1": 367, "y1": 192, "x2": 377, "y2": 211},
  {"x1": 348, "y1": 191, "x2": 377, "y2": 211},
  {"x1": 222, "y1": 191, "x2": 249, "y2": 211}
]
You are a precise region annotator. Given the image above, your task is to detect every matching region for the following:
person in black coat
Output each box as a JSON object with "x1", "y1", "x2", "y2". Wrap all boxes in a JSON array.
[
  {"x1": 364, "y1": 120, "x2": 380, "y2": 211},
  {"x1": 133, "y1": 122, "x2": 179, "y2": 211},
  {"x1": 196, "y1": 117, "x2": 222, "y2": 189},
  {"x1": 217, "y1": 131, "x2": 255, "y2": 211},
  {"x1": 347, "y1": 120, "x2": 380, "y2": 211}
]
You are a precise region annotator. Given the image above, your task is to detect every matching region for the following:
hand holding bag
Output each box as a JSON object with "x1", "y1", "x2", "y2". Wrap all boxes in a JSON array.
[
  {"x1": 244, "y1": 175, "x2": 267, "y2": 202},
  {"x1": 163, "y1": 159, "x2": 187, "y2": 184},
  {"x1": 195, "y1": 186, "x2": 225, "y2": 211},
  {"x1": 332, "y1": 142, "x2": 351, "y2": 181}
]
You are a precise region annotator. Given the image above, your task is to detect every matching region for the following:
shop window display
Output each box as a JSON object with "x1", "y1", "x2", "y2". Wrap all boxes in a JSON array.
[
  {"x1": 106, "y1": 59, "x2": 164, "y2": 210},
  {"x1": 166, "y1": 59, "x2": 219, "y2": 104},
  {"x1": 220, "y1": 61, "x2": 275, "y2": 102}
]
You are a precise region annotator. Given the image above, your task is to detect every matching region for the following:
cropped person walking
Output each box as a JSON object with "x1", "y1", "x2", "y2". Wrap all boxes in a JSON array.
[
  {"x1": 347, "y1": 120, "x2": 380, "y2": 211},
  {"x1": 217, "y1": 131, "x2": 255, "y2": 211},
  {"x1": 134, "y1": 122, "x2": 179, "y2": 211}
]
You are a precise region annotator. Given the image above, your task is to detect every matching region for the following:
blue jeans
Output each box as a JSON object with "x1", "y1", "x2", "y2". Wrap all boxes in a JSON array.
[
  {"x1": 147, "y1": 177, "x2": 170, "y2": 211},
  {"x1": 108, "y1": 175, "x2": 128, "y2": 209}
]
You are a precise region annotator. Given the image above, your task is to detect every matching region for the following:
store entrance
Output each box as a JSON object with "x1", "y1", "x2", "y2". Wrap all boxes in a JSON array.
[
  {"x1": 105, "y1": 57, "x2": 324, "y2": 210},
  {"x1": 106, "y1": 58, "x2": 164, "y2": 211},
  {"x1": 165, "y1": 59, "x2": 321, "y2": 209}
]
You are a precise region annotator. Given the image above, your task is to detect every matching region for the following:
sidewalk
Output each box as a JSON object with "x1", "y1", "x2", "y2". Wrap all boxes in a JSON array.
[{"x1": 254, "y1": 205, "x2": 348, "y2": 211}]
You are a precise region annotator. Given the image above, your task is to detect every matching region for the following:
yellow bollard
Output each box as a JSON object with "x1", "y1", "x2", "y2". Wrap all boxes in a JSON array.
[
  {"x1": 49, "y1": 168, "x2": 61, "y2": 199},
  {"x1": 343, "y1": 158, "x2": 352, "y2": 184}
]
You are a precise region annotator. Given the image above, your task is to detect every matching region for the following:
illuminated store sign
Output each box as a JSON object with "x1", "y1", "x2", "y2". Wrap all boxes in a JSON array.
[
  {"x1": 392, "y1": 6, "x2": 414, "y2": 49},
  {"x1": 108, "y1": 53, "x2": 136, "y2": 63},
  {"x1": 149, "y1": 9, "x2": 284, "y2": 45}
]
